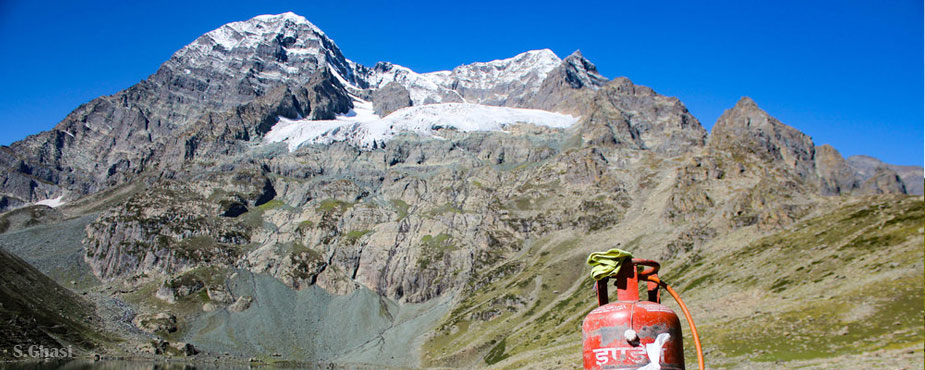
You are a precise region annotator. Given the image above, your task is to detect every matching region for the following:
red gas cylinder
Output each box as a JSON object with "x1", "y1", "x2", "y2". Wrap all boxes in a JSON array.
[{"x1": 582, "y1": 258, "x2": 685, "y2": 370}]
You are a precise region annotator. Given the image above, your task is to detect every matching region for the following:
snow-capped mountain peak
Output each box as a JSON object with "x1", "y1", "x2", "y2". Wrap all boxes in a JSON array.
[
  {"x1": 148, "y1": 12, "x2": 363, "y2": 120},
  {"x1": 209, "y1": 12, "x2": 325, "y2": 50},
  {"x1": 252, "y1": 11, "x2": 316, "y2": 26},
  {"x1": 441, "y1": 48, "x2": 561, "y2": 90},
  {"x1": 165, "y1": 12, "x2": 353, "y2": 88},
  {"x1": 138, "y1": 11, "x2": 611, "y2": 138}
]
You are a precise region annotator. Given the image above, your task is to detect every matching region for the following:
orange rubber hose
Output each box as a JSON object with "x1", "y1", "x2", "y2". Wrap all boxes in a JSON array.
[{"x1": 647, "y1": 275, "x2": 704, "y2": 370}]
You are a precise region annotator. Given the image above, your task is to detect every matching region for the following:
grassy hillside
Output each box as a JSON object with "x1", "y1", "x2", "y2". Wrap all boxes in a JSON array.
[
  {"x1": 0, "y1": 248, "x2": 108, "y2": 360},
  {"x1": 687, "y1": 195, "x2": 924, "y2": 368},
  {"x1": 422, "y1": 195, "x2": 924, "y2": 369}
]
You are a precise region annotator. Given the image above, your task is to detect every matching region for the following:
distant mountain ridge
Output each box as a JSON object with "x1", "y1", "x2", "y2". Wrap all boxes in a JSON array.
[{"x1": 846, "y1": 155, "x2": 923, "y2": 195}]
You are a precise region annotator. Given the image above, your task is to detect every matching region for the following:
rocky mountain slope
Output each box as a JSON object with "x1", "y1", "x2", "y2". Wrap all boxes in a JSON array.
[{"x1": 0, "y1": 12, "x2": 921, "y2": 369}]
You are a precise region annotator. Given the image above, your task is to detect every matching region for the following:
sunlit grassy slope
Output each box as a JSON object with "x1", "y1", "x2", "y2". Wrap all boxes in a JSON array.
[{"x1": 422, "y1": 195, "x2": 924, "y2": 369}]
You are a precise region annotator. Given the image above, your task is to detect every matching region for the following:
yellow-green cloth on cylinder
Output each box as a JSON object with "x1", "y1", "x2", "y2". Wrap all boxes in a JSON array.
[{"x1": 586, "y1": 248, "x2": 633, "y2": 281}]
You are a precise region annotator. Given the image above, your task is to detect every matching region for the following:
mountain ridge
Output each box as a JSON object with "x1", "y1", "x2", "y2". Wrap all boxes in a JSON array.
[{"x1": 0, "y1": 12, "x2": 919, "y2": 212}]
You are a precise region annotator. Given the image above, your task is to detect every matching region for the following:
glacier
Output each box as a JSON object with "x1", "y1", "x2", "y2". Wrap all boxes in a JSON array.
[{"x1": 264, "y1": 99, "x2": 579, "y2": 152}]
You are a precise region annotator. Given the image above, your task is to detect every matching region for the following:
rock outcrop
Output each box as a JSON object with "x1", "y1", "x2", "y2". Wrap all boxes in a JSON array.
[
  {"x1": 371, "y1": 81, "x2": 413, "y2": 116},
  {"x1": 815, "y1": 144, "x2": 911, "y2": 195},
  {"x1": 709, "y1": 97, "x2": 817, "y2": 180},
  {"x1": 133, "y1": 312, "x2": 178, "y2": 334},
  {"x1": 525, "y1": 50, "x2": 608, "y2": 115},
  {"x1": 83, "y1": 175, "x2": 264, "y2": 280},
  {"x1": 815, "y1": 144, "x2": 862, "y2": 195},
  {"x1": 847, "y1": 155, "x2": 922, "y2": 195},
  {"x1": 859, "y1": 167, "x2": 908, "y2": 194},
  {"x1": 578, "y1": 77, "x2": 707, "y2": 155},
  {"x1": 0, "y1": 204, "x2": 63, "y2": 234}
]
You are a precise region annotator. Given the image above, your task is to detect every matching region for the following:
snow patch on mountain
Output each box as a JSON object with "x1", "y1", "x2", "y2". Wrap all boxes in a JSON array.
[
  {"x1": 35, "y1": 195, "x2": 66, "y2": 208},
  {"x1": 264, "y1": 99, "x2": 578, "y2": 151},
  {"x1": 363, "y1": 63, "x2": 451, "y2": 105}
]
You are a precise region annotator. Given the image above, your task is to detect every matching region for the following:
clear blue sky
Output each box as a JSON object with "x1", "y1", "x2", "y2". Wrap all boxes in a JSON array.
[{"x1": 0, "y1": 0, "x2": 921, "y2": 165}]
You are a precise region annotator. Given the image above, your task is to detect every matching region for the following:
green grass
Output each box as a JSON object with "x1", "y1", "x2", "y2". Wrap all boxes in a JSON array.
[
  {"x1": 427, "y1": 203, "x2": 464, "y2": 216},
  {"x1": 422, "y1": 233, "x2": 453, "y2": 248},
  {"x1": 417, "y1": 234, "x2": 458, "y2": 267},
  {"x1": 390, "y1": 199, "x2": 410, "y2": 220},
  {"x1": 290, "y1": 242, "x2": 320, "y2": 258},
  {"x1": 257, "y1": 199, "x2": 285, "y2": 211},
  {"x1": 317, "y1": 199, "x2": 353, "y2": 213},
  {"x1": 423, "y1": 234, "x2": 596, "y2": 366},
  {"x1": 705, "y1": 278, "x2": 924, "y2": 362},
  {"x1": 424, "y1": 196, "x2": 924, "y2": 368},
  {"x1": 484, "y1": 338, "x2": 509, "y2": 365},
  {"x1": 685, "y1": 196, "x2": 924, "y2": 364}
]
